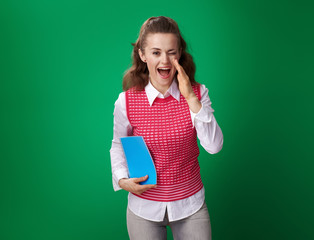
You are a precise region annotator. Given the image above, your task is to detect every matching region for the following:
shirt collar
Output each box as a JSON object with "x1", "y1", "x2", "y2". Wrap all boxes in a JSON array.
[{"x1": 145, "y1": 76, "x2": 181, "y2": 106}]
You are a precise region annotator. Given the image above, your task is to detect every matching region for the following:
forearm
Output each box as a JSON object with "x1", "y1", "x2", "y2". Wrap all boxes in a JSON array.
[
  {"x1": 186, "y1": 94, "x2": 202, "y2": 113},
  {"x1": 110, "y1": 141, "x2": 129, "y2": 191},
  {"x1": 191, "y1": 84, "x2": 223, "y2": 154},
  {"x1": 195, "y1": 112, "x2": 223, "y2": 154}
]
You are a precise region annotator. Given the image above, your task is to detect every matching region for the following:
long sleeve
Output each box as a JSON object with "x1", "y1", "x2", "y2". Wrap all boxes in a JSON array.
[
  {"x1": 190, "y1": 84, "x2": 223, "y2": 154},
  {"x1": 109, "y1": 92, "x2": 133, "y2": 191}
]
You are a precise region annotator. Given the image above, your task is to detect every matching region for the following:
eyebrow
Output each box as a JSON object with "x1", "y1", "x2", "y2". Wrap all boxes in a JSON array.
[{"x1": 150, "y1": 48, "x2": 177, "y2": 51}]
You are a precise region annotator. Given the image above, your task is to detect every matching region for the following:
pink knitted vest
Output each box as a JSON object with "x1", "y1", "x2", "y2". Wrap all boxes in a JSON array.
[{"x1": 125, "y1": 84, "x2": 203, "y2": 202}]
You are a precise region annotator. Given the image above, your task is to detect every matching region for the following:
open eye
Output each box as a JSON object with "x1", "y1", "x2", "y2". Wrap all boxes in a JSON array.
[{"x1": 153, "y1": 52, "x2": 160, "y2": 55}]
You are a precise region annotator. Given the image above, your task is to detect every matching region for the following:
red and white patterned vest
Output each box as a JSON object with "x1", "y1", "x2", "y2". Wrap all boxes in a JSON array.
[{"x1": 125, "y1": 84, "x2": 203, "y2": 202}]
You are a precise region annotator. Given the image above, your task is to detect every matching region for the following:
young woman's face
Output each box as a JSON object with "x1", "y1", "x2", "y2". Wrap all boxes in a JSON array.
[{"x1": 139, "y1": 33, "x2": 181, "y2": 93}]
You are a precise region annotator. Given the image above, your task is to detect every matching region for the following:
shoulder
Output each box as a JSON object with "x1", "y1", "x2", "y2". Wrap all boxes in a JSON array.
[
  {"x1": 125, "y1": 87, "x2": 145, "y2": 94},
  {"x1": 194, "y1": 83, "x2": 212, "y2": 102},
  {"x1": 116, "y1": 88, "x2": 146, "y2": 106},
  {"x1": 125, "y1": 87, "x2": 146, "y2": 103},
  {"x1": 114, "y1": 87, "x2": 144, "y2": 103},
  {"x1": 193, "y1": 82, "x2": 206, "y2": 91},
  {"x1": 116, "y1": 91, "x2": 125, "y2": 100},
  {"x1": 191, "y1": 83, "x2": 209, "y2": 99},
  {"x1": 114, "y1": 91, "x2": 126, "y2": 110},
  {"x1": 195, "y1": 83, "x2": 209, "y2": 95},
  {"x1": 200, "y1": 84, "x2": 208, "y2": 96}
]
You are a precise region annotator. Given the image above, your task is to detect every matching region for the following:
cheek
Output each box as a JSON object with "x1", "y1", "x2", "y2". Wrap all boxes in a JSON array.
[
  {"x1": 147, "y1": 59, "x2": 158, "y2": 69},
  {"x1": 169, "y1": 55, "x2": 176, "y2": 61},
  {"x1": 146, "y1": 62, "x2": 157, "y2": 73},
  {"x1": 169, "y1": 53, "x2": 179, "y2": 62}
]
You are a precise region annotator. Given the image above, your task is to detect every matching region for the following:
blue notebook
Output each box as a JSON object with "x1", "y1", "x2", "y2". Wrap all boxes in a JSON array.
[{"x1": 120, "y1": 136, "x2": 157, "y2": 185}]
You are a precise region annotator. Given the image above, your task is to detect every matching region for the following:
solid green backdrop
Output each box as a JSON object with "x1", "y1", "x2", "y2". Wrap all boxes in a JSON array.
[{"x1": 1, "y1": 0, "x2": 313, "y2": 239}]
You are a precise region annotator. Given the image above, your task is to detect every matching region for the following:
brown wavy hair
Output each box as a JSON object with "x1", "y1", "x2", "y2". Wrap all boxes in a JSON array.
[{"x1": 122, "y1": 16, "x2": 197, "y2": 91}]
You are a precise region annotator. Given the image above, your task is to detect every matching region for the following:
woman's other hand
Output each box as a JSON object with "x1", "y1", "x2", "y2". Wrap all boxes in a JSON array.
[
  {"x1": 118, "y1": 175, "x2": 157, "y2": 195},
  {"x1": 172, "y1": 58, "x2": 201, "y2": 113}
]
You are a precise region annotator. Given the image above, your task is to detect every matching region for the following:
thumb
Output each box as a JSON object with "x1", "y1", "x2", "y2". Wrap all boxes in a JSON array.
[{"x1": 134, "y1": 175, "x2": 148, "y2": 183}]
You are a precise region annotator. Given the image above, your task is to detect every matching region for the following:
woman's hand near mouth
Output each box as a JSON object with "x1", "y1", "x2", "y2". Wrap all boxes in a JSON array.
[{"x1": 172, "y1": 58, "x2": 202, "y2": 113}]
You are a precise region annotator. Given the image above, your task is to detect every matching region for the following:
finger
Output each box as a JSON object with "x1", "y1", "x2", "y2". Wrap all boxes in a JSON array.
[
  {"x1": 172, "y1": 58, "x2": 181, "y2": 72},
  {"x1": 172, "y1": 58, "x2": 187, "y2": 77},
  {"x1": 133, "y1": 175, "x2": 148, "y2": 183},
  {"x1": 142, "y1": 184, "x2": 157, "y2": 189},
  {"x1": 137, "y1": 184, "x2": 157, "y2": 192}
]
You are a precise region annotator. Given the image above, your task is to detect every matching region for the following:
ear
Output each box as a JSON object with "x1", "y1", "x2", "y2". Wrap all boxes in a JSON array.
[{"x1": 138, "y1": 49, "x2": 147, "y2": 63}]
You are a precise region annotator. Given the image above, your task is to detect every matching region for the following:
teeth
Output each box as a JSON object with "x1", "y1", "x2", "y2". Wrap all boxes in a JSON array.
[{"x1": 158, "y1": 67, "x2": 171, "y2": 70}]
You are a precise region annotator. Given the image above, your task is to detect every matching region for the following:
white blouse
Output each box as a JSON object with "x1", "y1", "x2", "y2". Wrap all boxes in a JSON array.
[{"x1": 110, "y1": 79, "x2": 223, "y2": 222}]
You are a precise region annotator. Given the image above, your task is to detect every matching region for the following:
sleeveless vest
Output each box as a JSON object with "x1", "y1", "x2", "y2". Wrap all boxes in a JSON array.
[{"x1": 125, "y1": 84, "x2": 203, "y2": 202}]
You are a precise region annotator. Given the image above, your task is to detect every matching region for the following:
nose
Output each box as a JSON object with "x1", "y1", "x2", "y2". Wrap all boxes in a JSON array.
[{"x1": 161, "y1": 53, "x2": 170, "y2": 64}]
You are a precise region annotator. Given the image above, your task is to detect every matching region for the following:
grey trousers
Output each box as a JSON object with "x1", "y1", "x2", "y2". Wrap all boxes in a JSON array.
[{"x1": 126, "y1": 202, "x2": 212, "y2": 240}]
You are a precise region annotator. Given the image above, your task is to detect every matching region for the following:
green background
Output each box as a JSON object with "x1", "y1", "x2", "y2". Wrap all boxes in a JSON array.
[{"x1": 1, "y1": 0, "x2": 313, "y2": 239}]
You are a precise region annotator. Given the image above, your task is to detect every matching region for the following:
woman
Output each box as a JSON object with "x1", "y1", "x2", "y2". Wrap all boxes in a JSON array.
[{"x1": 110, "y1": 16, "x2": 223, "y2": 240}]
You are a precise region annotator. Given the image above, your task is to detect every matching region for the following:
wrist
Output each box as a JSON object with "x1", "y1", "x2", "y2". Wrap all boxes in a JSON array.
[
  {"x1": 185, "y1": 91, "x2": 197, "y2": 101},
  {"x1": 186, "y1": 94, "x2": 198, "y2": 102},
  {"x1": 118, "y1": 178, "x2": 127, "y2": 188},
  {"x1": 186, "y1": 95, "x2": 201, "y2": 113}
]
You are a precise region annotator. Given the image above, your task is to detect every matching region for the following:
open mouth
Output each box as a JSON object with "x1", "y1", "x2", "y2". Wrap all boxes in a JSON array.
[{"x1": 157, "y1": 67, "x2": 171, "y2": 79}]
